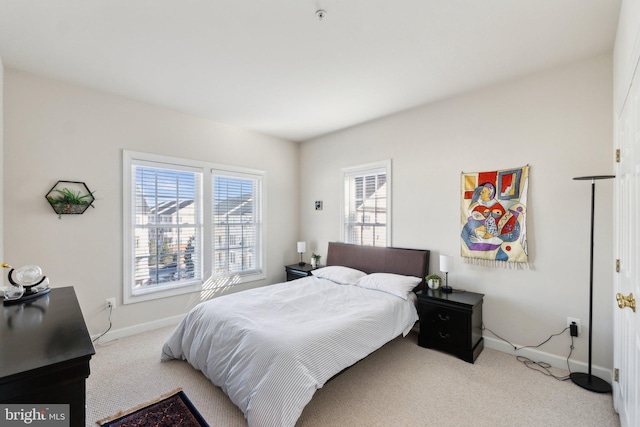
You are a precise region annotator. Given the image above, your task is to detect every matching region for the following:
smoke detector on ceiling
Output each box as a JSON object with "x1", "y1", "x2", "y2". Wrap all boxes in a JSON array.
[{"x1": 315, "y1": 10, "x2": 327, "y2": 21}]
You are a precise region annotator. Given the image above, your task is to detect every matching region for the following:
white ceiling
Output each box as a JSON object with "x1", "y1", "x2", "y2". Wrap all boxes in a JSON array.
[{"x1": 0, "y1": 0, "x2": 621, "y2": 142}]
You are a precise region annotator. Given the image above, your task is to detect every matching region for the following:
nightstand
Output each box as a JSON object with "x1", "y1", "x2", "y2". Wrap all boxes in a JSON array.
[
  {"x1": 285, "y1": 264, "x2": 319, "y2": 281},
  {"x1": 417, "y1": 289, "x2": 484, "y2": 363}
]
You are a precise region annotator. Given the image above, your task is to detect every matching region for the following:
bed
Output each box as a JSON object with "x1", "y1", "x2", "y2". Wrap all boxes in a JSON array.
[{"x1": 161, "y1": 242, "x2": 430, "y2": 427}]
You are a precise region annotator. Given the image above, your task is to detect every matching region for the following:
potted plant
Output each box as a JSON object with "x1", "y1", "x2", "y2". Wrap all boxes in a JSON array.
[
  {"x1": 310, "y1": 253, "x2": 321, "y2": 268},
  {"x1": 425, "y1": 274, "x2": 442, "y2": 290},
  {"x1": 46, "y1": 186, "x2": 95, "y2": 218}
]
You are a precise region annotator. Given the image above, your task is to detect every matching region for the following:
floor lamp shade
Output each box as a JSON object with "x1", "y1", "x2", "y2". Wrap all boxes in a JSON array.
[{"x1": 570, "y1": 175, "x2": 614, "y2": 393}]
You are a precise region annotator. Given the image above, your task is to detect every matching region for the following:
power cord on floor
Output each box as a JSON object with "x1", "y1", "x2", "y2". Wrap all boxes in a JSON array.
[
  {"x1": 93, "y1": 304, "x2": 113, "y2": 343},
  {"x1": 483, "y1": 323, "x2": 573, "y2": 381}
]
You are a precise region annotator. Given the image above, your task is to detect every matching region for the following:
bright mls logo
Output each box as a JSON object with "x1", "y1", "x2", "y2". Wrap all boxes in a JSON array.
[{"x1": 1, "y1": 405, "x2": 69, "y2": 426}]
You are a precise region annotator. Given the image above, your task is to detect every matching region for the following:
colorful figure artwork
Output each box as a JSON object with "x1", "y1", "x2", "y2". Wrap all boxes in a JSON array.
[{"x1": 460, "y1": 165, "x2": 530, "y2": 269}]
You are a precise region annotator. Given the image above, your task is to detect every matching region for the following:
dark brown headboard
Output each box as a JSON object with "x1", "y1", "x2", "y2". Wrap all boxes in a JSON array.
[{"x1": 326, "y1": 242, "x2": 430, "y2": 288}]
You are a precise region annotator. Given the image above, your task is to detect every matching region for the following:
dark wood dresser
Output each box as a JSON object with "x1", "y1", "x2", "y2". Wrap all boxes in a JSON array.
[
  {"x1": 417, "y1": 289, "x2": 484, "y2": 363},
  {"x1": 0, "y1": 286, "x2": 95, "y2": 427}
]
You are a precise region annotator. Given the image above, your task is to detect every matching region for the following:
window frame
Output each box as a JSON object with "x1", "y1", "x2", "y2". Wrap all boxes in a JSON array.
[
  {"x1": 123, "y1": 150, "x2": 266, "y2": 305},
  {"x1": 341, "y1": 159, "x2": 392, "y2": 247}
]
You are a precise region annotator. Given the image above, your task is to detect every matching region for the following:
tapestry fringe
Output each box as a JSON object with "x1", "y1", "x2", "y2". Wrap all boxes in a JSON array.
[{"x1": 462, "y1": 256, "x2": 531, "y2": 270}]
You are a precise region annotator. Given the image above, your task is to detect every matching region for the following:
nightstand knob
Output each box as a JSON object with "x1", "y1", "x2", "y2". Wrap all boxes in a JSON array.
[
  {"x1": 439, "y1": 331, "x2": 450, "y2": 339},
  {"x1": 438, "y1": 313, "x2": 450, "y2": 321}
]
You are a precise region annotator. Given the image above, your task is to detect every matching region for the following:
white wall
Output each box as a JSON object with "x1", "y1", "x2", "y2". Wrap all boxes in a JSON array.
[
  {"x1": 614, "y1": 0, "x2": 640, "y2": 114},
  {"x1": 300, "y1": 55, "x2": 615, "y2": 372},
  {"x1": 3, "y1": 69, "x2": 300, "y2": 336}
]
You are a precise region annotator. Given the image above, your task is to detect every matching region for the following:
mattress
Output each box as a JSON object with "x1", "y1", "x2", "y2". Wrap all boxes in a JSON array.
[{"x1": 161, "y1": 275, "x2": 418, "y2": 427}]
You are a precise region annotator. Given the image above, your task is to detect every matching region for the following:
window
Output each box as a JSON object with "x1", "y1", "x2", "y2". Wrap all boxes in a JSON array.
[
  {"x1": 342, "y1": 160, "x2": 391, "y2": 247},
  {"x1": 123, "y1": 151, "x2": 265, "y2": 304},
  {"x1": 212, "y1": 170, "x2": 263, "y2": 279}
]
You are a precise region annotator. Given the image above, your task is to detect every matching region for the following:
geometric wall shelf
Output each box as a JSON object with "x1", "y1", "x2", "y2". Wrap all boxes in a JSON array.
[{"x1": 45, "y1": 180, "x2": 95, "y2": 218}]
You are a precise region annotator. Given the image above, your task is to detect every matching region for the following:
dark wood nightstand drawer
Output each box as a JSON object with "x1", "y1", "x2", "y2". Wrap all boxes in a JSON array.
[{"x1": 420, "y1": 304, "x2": 468, "y2": 348}]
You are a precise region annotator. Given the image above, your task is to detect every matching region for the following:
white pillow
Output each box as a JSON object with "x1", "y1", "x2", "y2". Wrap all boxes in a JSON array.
[
  {"x1": 311, "y1": 266, "x2": 367, "y2": 285},
  {"x1": 355, "y1": 273, "x2": 422, "y2": 300}
]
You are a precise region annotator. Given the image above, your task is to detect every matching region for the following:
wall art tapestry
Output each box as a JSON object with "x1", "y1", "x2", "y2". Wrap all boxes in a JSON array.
[{"x1": 460, "y1": 165, "x2": 530, "y2": 269}]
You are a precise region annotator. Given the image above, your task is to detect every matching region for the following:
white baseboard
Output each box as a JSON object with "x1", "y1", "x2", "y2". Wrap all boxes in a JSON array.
[
  {"x1": 91, "y1": 314, "x2": 185, "y2": 343},
  {"x1": 483, "y1": 335, "x2": 613, "y2": 384}
]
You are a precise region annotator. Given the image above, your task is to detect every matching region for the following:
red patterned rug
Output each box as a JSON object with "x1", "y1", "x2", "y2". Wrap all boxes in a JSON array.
[{"x1": 97, "y1": 388, "x2": 209, "y2": 427}]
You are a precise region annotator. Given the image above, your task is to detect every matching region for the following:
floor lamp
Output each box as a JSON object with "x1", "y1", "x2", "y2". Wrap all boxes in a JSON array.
[{"x1": 570, "y1": 175, "x2": 615, "y2": 393}]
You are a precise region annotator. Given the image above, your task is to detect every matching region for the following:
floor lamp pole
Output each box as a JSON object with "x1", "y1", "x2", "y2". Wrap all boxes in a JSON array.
[{"x1": 570, "y1": 175, "x2": 614, "y2": 393}]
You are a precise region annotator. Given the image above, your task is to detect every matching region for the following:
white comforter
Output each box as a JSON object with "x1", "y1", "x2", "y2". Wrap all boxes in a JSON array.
[{"x1": 161, "y1": 276, "x2": 418, "y2": 427}]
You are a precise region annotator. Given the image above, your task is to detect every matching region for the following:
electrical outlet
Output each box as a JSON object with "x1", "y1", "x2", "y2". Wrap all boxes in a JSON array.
[
  {"x1": 570, "y1": 322, "x2": 578, "y2": 337},
  {"x1": 106, "y1": 297, "x2": 116, "y2": 310},
  {"x1": 567, "y1": 317, "x2": 581, "y2": 334}
]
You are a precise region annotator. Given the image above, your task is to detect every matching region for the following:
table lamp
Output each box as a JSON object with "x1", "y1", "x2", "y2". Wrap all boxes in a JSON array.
[
  {"x1": 440, "y1": 255, "x2": 453, "y2": 293},
  {"x1": 297, "y1": 241, "x2": 306, "y2": 266}
]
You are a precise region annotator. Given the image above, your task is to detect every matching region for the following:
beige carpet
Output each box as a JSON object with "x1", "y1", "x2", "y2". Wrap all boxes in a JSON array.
[{"x1": 87, "y1": 326, "x2": 620, "y2": 427}]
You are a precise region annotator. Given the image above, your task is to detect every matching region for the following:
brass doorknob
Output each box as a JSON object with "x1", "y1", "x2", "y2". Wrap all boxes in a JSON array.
[{"x1": 616, "y1": 292, "x2": 636, "y2": 312}]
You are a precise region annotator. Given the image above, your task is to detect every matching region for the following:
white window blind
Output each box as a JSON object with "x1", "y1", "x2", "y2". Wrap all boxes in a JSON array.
[
  {"x1": 212, "y1": 171, "x2": 263, "y2": 277},
  {"x1": 342, "y1": 161, "x2": 391, "y2": 247},
  {"x1": 131, "y1": 162, "x2": 203, "y2": 294}
]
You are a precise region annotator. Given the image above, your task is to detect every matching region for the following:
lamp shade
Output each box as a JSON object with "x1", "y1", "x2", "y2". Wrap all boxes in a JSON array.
[
  {"x1": 297, "y1": 241, "x2": 306, "y2": 253},
  {"x1": 440, "y1": 255, "x2": 452, "y2": 273}
]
